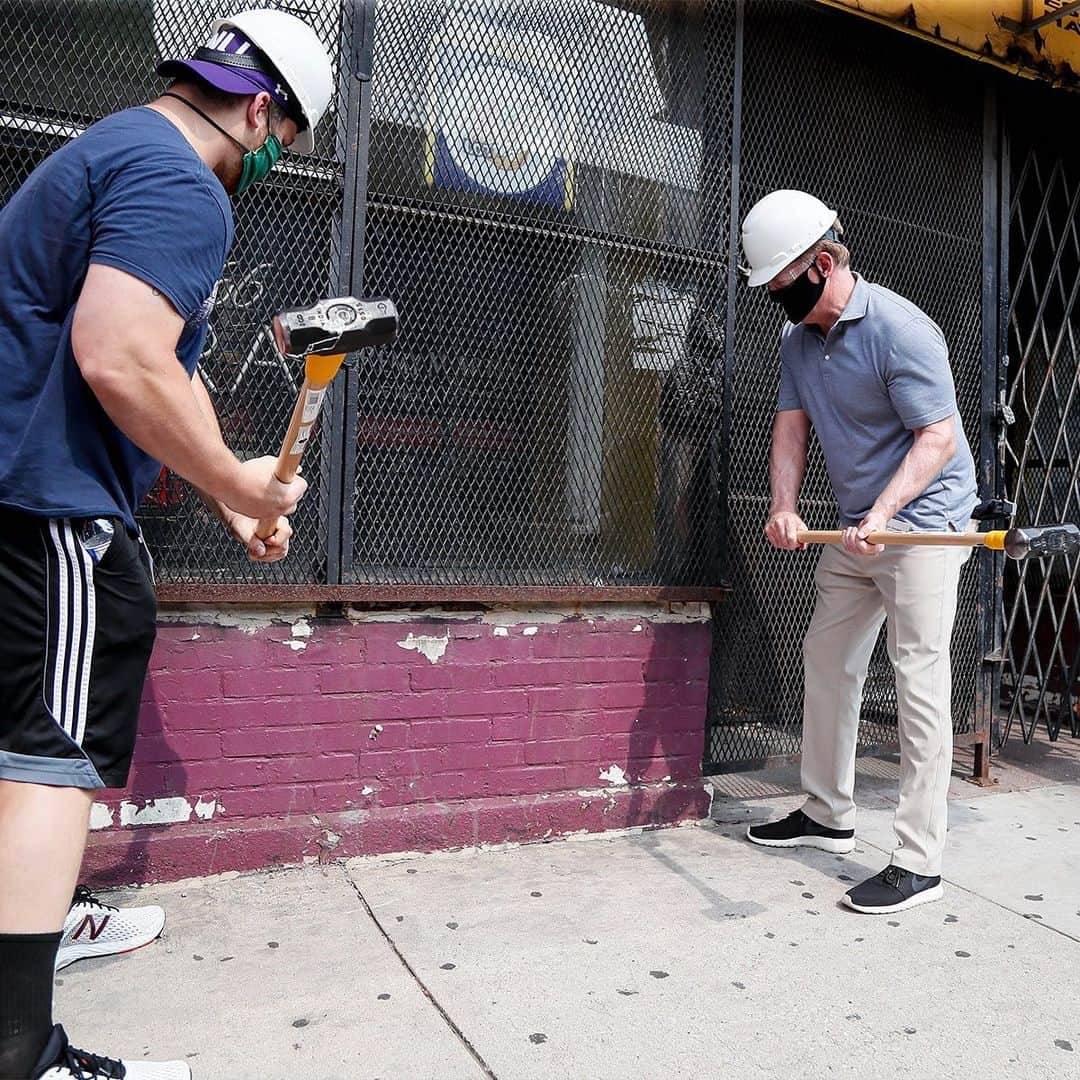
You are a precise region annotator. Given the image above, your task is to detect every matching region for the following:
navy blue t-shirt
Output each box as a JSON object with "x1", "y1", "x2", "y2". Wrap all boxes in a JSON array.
[{"x1": 0, "y1": 107, "x2": 233, "y2": 531}]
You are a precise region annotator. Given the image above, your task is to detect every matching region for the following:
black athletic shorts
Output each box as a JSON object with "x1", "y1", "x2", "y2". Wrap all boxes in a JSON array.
[{"x1": 0, "y1": 508, "x2": 156, "y2": 789}]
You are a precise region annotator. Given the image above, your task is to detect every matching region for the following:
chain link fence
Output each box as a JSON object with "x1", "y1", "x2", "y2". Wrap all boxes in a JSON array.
[
  {"x1": 1, "y1": 0, "x2": 735, "y2": 593},
  {"x1": 2, "y1": 0, "x2": 349, "y2": 585},
  {"x1": 351, "y1": 0, "x2": 733, "y2": 586}
]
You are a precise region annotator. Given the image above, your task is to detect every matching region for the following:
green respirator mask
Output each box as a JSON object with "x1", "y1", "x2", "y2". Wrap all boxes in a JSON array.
[{"x1": 235, "y1": 130, "x2": 283, "y2": 195}]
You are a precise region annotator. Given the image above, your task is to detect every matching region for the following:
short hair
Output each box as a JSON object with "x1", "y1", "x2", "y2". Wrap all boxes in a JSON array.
[{"x1": 806, "y1": 218, "x2": 850, "y2": 269}]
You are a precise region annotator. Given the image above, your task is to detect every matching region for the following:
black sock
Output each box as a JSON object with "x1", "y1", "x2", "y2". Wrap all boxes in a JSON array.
[{"x1": 0, "y1": 931, "x2": 61, "y2": 1079}]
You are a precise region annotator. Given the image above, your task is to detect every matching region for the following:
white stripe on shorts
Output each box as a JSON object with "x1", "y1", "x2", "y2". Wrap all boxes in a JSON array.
[{"x1": 46, "y1": 521, "x2": 97, "y2": 746}]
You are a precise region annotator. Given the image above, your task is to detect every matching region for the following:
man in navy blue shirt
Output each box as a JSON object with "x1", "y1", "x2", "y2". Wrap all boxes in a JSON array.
[{"x1": 0, "y1": 10, "x2": 332, "y2": 1077}]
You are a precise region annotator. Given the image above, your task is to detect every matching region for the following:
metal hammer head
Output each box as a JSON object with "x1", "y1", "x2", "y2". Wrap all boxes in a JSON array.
[
  {"x1": 1004, "y1": 523, "x2": 1080, "y2": 560},
  {"x1": 272, "y1": 296, "x2": 399, "y2": 358}
]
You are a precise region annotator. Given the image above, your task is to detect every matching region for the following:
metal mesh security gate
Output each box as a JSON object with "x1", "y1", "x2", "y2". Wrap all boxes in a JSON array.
[
  {"x1": 348, "y1": 0, "x2": 734, "y2": 587},
  {"x1": 705, "y1": 2, "x2": 987, "y2": 769},
  {"x1": 7, "y1": 1, "x2": 1076, "y2": 762},
  {"x1": 0, "y1": 0, "x2": 733, "y2": 598},
  {"x1": 996, "y1": 84, "x2": 1080, "y2": 748}
]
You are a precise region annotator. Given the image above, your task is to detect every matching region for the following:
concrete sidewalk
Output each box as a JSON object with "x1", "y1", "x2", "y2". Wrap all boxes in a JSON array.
[{"x1": 56, "y1": 750, "x2": 1080, "y2": 1080}]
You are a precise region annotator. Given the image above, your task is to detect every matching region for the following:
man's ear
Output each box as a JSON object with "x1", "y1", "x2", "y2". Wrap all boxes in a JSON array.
[
  {"x1": 814, "y1": 251, "x2": 835, "y2": 280},
  {"x1": 246, "y1": 90, "x2": 272, "y2": 131}
]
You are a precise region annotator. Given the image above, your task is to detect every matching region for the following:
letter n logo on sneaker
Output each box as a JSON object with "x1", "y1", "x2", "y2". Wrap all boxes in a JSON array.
[{"x1": 72, "y1": 914, "x2": 110, "y2": 941}]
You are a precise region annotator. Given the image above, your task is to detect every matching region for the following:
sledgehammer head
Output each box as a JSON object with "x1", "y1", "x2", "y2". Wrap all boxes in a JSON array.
[
  {"x1": 1003, "y1": 523, "x2": 1080, "y2": 560},
  {"x1": 271, "y1": 296, "x2": 399, "y2": 359}
]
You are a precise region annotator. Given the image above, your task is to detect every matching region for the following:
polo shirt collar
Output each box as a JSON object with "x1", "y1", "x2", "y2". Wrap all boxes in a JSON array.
[{"x1": 836, "y1": 273, "x2": 870, "y2": 324}]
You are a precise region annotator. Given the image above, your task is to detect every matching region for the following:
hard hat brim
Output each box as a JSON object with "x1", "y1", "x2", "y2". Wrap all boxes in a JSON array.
[{"x1": 746, "y1": 264, "x2": 779, "y2": 288}]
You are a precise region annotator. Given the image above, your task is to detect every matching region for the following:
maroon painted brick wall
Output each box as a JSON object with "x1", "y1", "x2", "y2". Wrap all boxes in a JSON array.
[{"x1": 83, "y1": 609, "x2": 713, "y2": 884}]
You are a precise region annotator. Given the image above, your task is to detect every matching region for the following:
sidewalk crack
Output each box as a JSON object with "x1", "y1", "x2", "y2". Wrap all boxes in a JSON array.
[{"x1": 343, "y1": 870, "x2": 498, "y2": 1079}]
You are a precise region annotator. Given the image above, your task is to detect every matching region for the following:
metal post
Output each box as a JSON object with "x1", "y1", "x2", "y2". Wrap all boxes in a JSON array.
[
  {"x1": 327, "y1": 0, "x2": 375, "y2": 585},
  {"x1": 717, "y1": 0, "x2": 745, "y2": 585},
  {"x1": 968, "y1": 74, "x2": 1013, "y2": 784},
  {"x1": 970, "y1": 76, "x2": 1005, "y2": 785}
]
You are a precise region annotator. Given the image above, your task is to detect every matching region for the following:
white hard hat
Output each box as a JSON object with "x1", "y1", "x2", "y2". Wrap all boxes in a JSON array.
[
  {"x1": 211, "y1": 8, "x2": 333, "y2": 156},
  {"x1": 741, "y1": 190, "x2": 838, "y2": 287}
]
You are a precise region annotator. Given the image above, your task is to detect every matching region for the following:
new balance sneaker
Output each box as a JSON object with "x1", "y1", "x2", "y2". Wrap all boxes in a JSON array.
[
  {"x1": 843, "y1": 865, "x2": 944, "y2": 914},
  {"x1": 55, "y1": 885, "x2": 166, "y2": 971},
  {"x1": 746, "y1": 808, "x2": 855, "y2": 853},
  {"x1": 32, "y1": 1025, "x2": 190, "y2": 1079}
]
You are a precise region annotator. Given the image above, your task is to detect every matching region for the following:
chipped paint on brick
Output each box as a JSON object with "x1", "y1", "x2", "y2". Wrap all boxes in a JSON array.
[
  {"x1": 346, "y1": 602, "x2": 711, "y2": 627},
  {"x1": 599, "y1": 764, "x2": 628, "y2": 787},
  {"x1": 397, "y1": 630, "x2": 450, "y2": 664},
  {"x1": 284, "y1": 618, "x2": 314, "y2": 652},
  {"x1": 110, "y1": 795, "x2": 219, "y2": 828},
  {"x1": 158, "y1": 605, "x2": 316, "y2": 634},
  {"x1": 119, "y1": 796, "x2": 193, "y2": 827}
]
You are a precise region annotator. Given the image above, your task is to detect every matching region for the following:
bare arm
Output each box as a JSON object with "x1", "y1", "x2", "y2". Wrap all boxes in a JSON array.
[
  {"x1": 71, "y1": 264, "x2": 305, "y2": 522},
  {"x1": 189, "y1": 369, "x2": 293, "y2": 562},
  {"x1": 765, "y1": 409, "x2": 811, "y2": 550},
  {"x1": 847, "y1": 415, "x2": 958, "y2": 555},
  {"x1": 769, "y1": 409, "x2": 811, "y2": 514},
  {"x1": 188, "y1": 368, "x2": 231, "y2": 524}
]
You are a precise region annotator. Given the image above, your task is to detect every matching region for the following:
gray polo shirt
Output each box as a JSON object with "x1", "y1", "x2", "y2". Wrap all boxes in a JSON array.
[{"x1": 777, "y1": 275, "x2": 977, "y2": 530}]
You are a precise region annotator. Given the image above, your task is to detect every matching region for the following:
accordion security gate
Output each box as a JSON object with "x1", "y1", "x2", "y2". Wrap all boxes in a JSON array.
[
  {"x1": 0, "y1": 1, "x2": 1075, "y2": 764},
  {"x1": 995, "y1": 85, "x2": 1080, "y2": 750}
]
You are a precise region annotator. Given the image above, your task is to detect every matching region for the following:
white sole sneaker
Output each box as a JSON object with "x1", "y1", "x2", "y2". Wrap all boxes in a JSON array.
[
  {"x1": 56, "y1": 901, "x2": 166, "y2": 971},
  {"x1": 842, "y1": 883, "x2": 944, "y2": 914},
  {"x1": 40, "y1": 1060, "x2": 191, "y2": 1080},
  {"x1": 34, "y1": 1024, "x2": 191, "y2": 1080},
  {"x1": 745, "y1": 827, "x2": 855, "y2": 854}
]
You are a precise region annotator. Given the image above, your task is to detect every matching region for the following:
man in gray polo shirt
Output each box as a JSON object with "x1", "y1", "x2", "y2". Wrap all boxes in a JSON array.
[{"x1": 740, "y1": 189, "x2": 977, "y2": 914}]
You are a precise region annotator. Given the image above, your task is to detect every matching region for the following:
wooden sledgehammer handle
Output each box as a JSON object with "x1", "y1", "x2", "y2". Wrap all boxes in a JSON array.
[
  {"x1": 254, "y1": 353, "x2": 346, "y2": 541},
  {"x1": 797, "y1": 530, "x2": 1008, "y2": 550}
]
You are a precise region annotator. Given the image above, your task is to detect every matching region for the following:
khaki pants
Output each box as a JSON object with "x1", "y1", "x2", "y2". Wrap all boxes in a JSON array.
[{"x1": 800, "y1": 535, "x2": 970, "y2": 876}]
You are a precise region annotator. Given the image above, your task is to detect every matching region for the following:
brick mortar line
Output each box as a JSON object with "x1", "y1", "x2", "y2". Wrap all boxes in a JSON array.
[{"x1": 341, "y1": 869, "x2": 499, "y2": 1079}]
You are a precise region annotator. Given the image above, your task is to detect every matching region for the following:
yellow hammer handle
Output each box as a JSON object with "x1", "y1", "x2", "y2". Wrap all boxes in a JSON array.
[{"x1": 797, "y1": 530, "x2": 1007, "y2": 549}]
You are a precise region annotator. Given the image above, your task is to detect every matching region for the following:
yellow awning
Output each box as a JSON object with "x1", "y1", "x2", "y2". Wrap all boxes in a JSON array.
[{"x1": 812, "y1": 1, "x2": 1080, "y2": 86}]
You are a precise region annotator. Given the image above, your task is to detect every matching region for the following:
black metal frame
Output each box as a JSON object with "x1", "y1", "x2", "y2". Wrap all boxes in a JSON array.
[
  {"x1": 328, "y1": 0, "x2": 375, "y2": 586},
  {"x1": 972, "y1": 79, "x2": 1009, "y2": 773}
]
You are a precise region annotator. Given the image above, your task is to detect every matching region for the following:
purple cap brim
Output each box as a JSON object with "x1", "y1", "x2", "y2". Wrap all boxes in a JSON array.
[{"x1": 157, "y1": 58, "x2": 285, "y2": 108}]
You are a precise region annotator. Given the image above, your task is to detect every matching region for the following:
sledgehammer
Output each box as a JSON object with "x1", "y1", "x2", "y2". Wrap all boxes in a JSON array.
[
  {"x1": 796, "y1": 523, "x2": 1080, "y2": 560},
  {"x1": 254, "y1": 296, "x2": 399, "y2": 540}
]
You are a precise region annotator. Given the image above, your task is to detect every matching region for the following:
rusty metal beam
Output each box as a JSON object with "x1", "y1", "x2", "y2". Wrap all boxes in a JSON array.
[{"x1": 156, "y1": 584, "x2": 731, "y2": 604}]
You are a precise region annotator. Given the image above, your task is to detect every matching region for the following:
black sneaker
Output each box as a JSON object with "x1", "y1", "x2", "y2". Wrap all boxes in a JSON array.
[
  {"x1": 746, "y1": 809, "x2": 855, "y2": 853},
  {"x1": 843, "y1": 865, "x2": 943, "y2": 914}
]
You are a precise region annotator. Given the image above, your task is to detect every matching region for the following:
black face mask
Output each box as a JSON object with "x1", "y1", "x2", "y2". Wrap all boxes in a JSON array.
[{"x1": 769, "y1": 261, "x2": 827, "y2": 324}]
